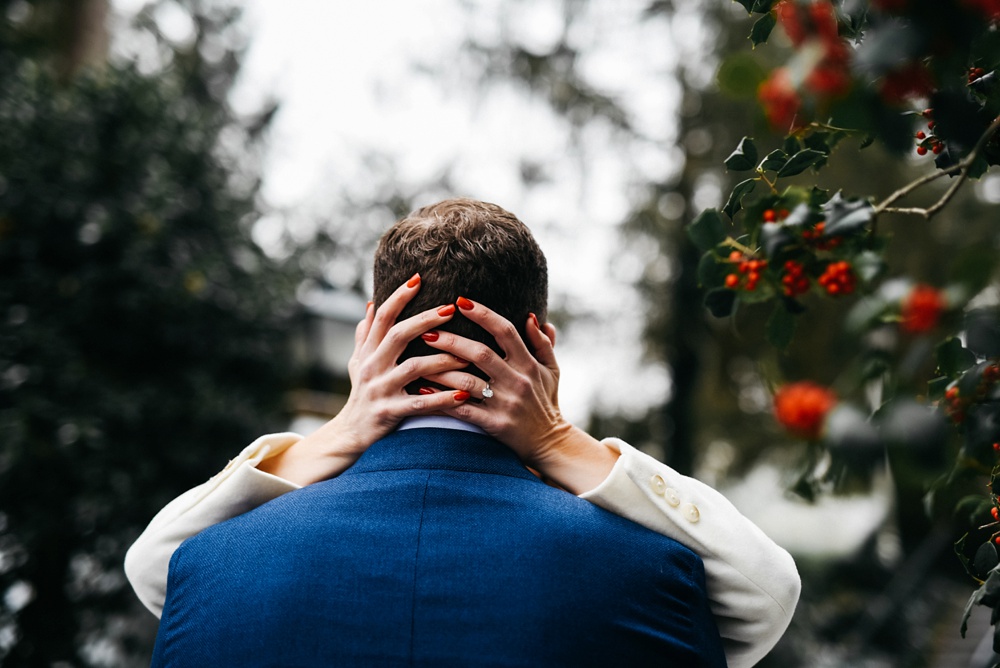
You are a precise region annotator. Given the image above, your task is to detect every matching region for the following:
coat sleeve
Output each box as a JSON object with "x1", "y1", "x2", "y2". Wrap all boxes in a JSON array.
[
  {"x1": 123, "y1": 433, "x2": 303, "y2": 617},
  {"x1": 579, "y1": 438, "x2": 801, "y2": 668}
]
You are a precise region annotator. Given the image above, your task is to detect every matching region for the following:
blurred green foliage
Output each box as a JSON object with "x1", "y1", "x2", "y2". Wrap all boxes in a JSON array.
[{"x1": 0, "y1": 1, "x2": 300, "y2": 664}]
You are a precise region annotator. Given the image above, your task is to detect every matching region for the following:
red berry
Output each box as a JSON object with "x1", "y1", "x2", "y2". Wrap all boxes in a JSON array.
[
  {"x1": 923, "y1": 108, "x2": 933, "y2": 118},
  {"x1": 725, "y1": 274, "x2": 740, "y2": 289},
  {"x1": 945, "y1": 386, "x2": 959, "y2": 399},
  {"x1": 915, "y1": 131, "x2": 926, "y2": 139},
  {"x1": 993, "y1": 441, "x2": 1000, "y2": 452},
  {"x1": 932, "y1": 142, "x2": 943, "y2": 154},
  {"x1": 729, "y1": 251, "x2": 743, "y2": 263},
  {"x1": 992, "y1": 506, "x2": 998, "y2": 520},
  {"x1": 916, "y1": 145, "x2": 928, "y2": 155},
  {"x1": 774, "y1": 381, "x2": 837, "y2": 440},
  {"x1": 901, "y1": 284, "x2": 944, "y2": 334},
  {"x1": 763, "y1": 209, "x2": 777, "y2": 222}
]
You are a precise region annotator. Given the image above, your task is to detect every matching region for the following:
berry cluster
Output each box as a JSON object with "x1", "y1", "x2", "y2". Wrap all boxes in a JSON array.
[
  {"x1": 762, "y1": 208, "x2": 789, "y2": 223},
  {"x1": 969, "y1": 67, "x2": 988, "y2": 84},
  {"x1": 944, "y1": 386, "x2": 967, "y2": 423},
  {"x1": 781, "y1": 260, "x2": 810, "y2": 297},
  {"x1": 915, "y1": 109, "x2": 943, "y2": 156},
  {"x1": 724, "y1": 252, "x2": 767, "y2": 291},
  {"x1": 943, "y1": 363, "x2": 1000, "y2": 424},
  {"x1": 761, "y1": 2, "x2": 853, "y2": 131},
  {"x1": 900, "y1": 284, "x2": 944, "y2": 333},
  {"x1": 817, "y1": 261, "x2": 856, "y2": 295},
  {"x1": 774, "y1": 381, "x2": 837, "y2": 440},
  {"x1": 801, "y1": 221, "x2": 841, "y2": 250}
]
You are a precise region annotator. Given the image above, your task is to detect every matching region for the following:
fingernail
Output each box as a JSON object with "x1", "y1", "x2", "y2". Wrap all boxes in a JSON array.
[
  {"x1": 437, "y1": 304, "x2": 455, "y2": 317},
  {"x1": 454, "y1": 390, "x2": 470, "y2": 402},
  {"x1": 366, "y1": 300, "x2": 374, "y2": 311},
  {"x1": 457, "y1": 296, "x2": 474, "y2": 311},
  {"x1": 530, "y1": 312, "x2": 539, "y2": 329},
  {"x1": 407, "y1": 273, "x2": 420, "y2": 288},
  {"x1": 421, "y1": 331, "x2": 439, "y2": 342},
  {"x1": 419, "y1": 387, "x2": 436, "y2": 395}
]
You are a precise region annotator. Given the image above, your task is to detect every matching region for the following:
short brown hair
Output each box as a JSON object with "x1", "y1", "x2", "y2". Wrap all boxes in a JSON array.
[{"x1": 373, "y1": 198, "x2": 547, "y2": 371}]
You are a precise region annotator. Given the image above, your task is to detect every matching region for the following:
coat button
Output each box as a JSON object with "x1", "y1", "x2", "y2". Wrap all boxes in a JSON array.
[
  {"x1": 664, "y1": 488, "x2": 681, "y2": 507},
  {"x1": 650, "y1": 474, "x2": 666, "y2": 495},
  {"x1": 682, "y1": 502, "x2": 700, "y2": 523}
]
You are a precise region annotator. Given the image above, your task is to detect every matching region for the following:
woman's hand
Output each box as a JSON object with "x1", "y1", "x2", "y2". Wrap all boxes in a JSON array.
[
  {"x1": 420, "y1": 298, "x2": 619, "y2": 495},
  {"x1": 258, "y1": 275, "x2": 474, "y2": 486}
]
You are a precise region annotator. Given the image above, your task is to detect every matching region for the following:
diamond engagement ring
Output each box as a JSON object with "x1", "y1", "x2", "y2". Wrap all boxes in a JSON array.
[{"x1": 481, "y1": 384, "x2": 494, "y2": 400}]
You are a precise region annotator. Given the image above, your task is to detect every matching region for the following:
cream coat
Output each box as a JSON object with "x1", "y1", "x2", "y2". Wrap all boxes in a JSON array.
[{"x1": 126, "y1": 432, "x2": 800, "y2": 668}]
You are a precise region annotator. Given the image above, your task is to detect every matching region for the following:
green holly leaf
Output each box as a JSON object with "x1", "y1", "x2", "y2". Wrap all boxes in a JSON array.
[
  {"x1": 937, "y1": 338, "x2": 977, "y2": 377},
  {"x1": 750, "y1": 13, "x2": 776, "y2": 47},
  {"x1": 724, "y1": 137, "x2": 759, "y2": 171},
  {"x1": 723, "y1": 178, "x2": 758, "y2": 219},
  {"x1": 761, "y1": 222, "x2": 794, "y2": 258},
  {"x1": 760, "y1": 149, "x2": 788, "y2": 172},
  {"x1": 852, "y1": 250, "x2": 885, "y2": 286},
  {"x1": 687, "y1": 208, "x2": 726, "y2": 251},
  {"x1": 962, "y1": 564, "x2": 1000, "y2": 637},
  {"x1": 966, "y1": 310, "x2": 1000, "y2": 358},
  {"x1": 975, "y1": 542, "x2": 1000, "y2": 579},
  {"x1": 697, "y1": 251, "x2": 731, "y2": 288},
  {"x1": 822, "y1": 192, "x2": 873, "y2": 236},
  {"x1": 704, "y1": 288, "x2": 737, "y2": 318},
  {"x1": 803, "y1": 132, "x2": 832, "y2": 155},
  {"x1": 766, "y1": 304, "x2": 796, "y2": 349},
  {"x1": 783, "y1": 135, "x2": 801, "y2": 155},
  {"x1": 777, "y1": 149, "x2": 825, "y2": 177},
  {"x1": 781, "y1": 202, "x2": 818, "y2": 229}
]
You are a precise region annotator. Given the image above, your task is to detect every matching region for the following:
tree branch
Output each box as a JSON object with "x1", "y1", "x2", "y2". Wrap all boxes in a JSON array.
[
  {"x1": 873, "y1": 115, "x2": 1000, "y2": 220},
  {"x1": 721, "y1": 236, "x2": 758, "y2": 256}
]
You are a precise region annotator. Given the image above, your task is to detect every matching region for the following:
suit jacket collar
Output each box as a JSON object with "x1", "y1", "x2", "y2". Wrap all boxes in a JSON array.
[{"x1": 343, "y1": 427, "x2": 539, "y2": 483}]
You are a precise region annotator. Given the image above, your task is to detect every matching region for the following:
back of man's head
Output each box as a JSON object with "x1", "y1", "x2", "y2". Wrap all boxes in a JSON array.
[{"x1": 373, "y1": 198, "x2": 547, "y2": 371}]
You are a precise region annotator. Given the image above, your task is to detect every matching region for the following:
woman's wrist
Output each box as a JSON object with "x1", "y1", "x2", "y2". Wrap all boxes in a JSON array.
[
  {"x1": 529, "y1": 423, "x2": 620, "y2": 496},
  {"x1": 257, "y1": 414, "x2": 366, "y2": 486}
]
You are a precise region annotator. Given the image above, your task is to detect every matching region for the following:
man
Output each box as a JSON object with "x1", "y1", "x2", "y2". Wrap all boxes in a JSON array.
[{"x1": 138, "y1": 199, "x2": 799, "y2": 667}]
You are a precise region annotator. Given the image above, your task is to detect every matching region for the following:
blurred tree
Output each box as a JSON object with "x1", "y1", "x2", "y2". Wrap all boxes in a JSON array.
[
  {"x1": 458, "y1": 0, "x2": 1000, "y2": 664},
  {"x1": 0, "y1": 1, "x2": 299, "y2": 665}
]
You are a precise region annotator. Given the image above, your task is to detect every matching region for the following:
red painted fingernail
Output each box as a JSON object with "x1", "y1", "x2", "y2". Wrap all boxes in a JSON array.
[
  {"x1": 421, "y1": 331, "x2": 439, "y2": 342},
  {"x1": 454, "y1": 390, "x2": 470, "y2": 401},
  {"x1": 419, "y1": 387, "x2": 436, "y2": 395},
  {"x1": 457, "y1": 296, "x2": 474, "y2": 311},
  {"x1": 437, "y1": 304, "x2": 455, "y2": 317},
  {"x1": 530, "y1": 312, "x2": 539, "y2": 329},
  {"x1": 407, "y1": 273, "x2": 420, "y2": 288}
]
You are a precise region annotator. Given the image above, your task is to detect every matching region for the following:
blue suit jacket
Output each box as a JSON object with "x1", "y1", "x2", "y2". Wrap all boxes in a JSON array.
[{"x1": 151, "y1": 428, "x2": 727, "y2": 667}]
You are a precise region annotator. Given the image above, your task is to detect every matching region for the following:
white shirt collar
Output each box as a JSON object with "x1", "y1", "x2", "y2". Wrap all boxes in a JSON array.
[{"x1": 396, "y1": 415, "x2": 488, "y2": 436}]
